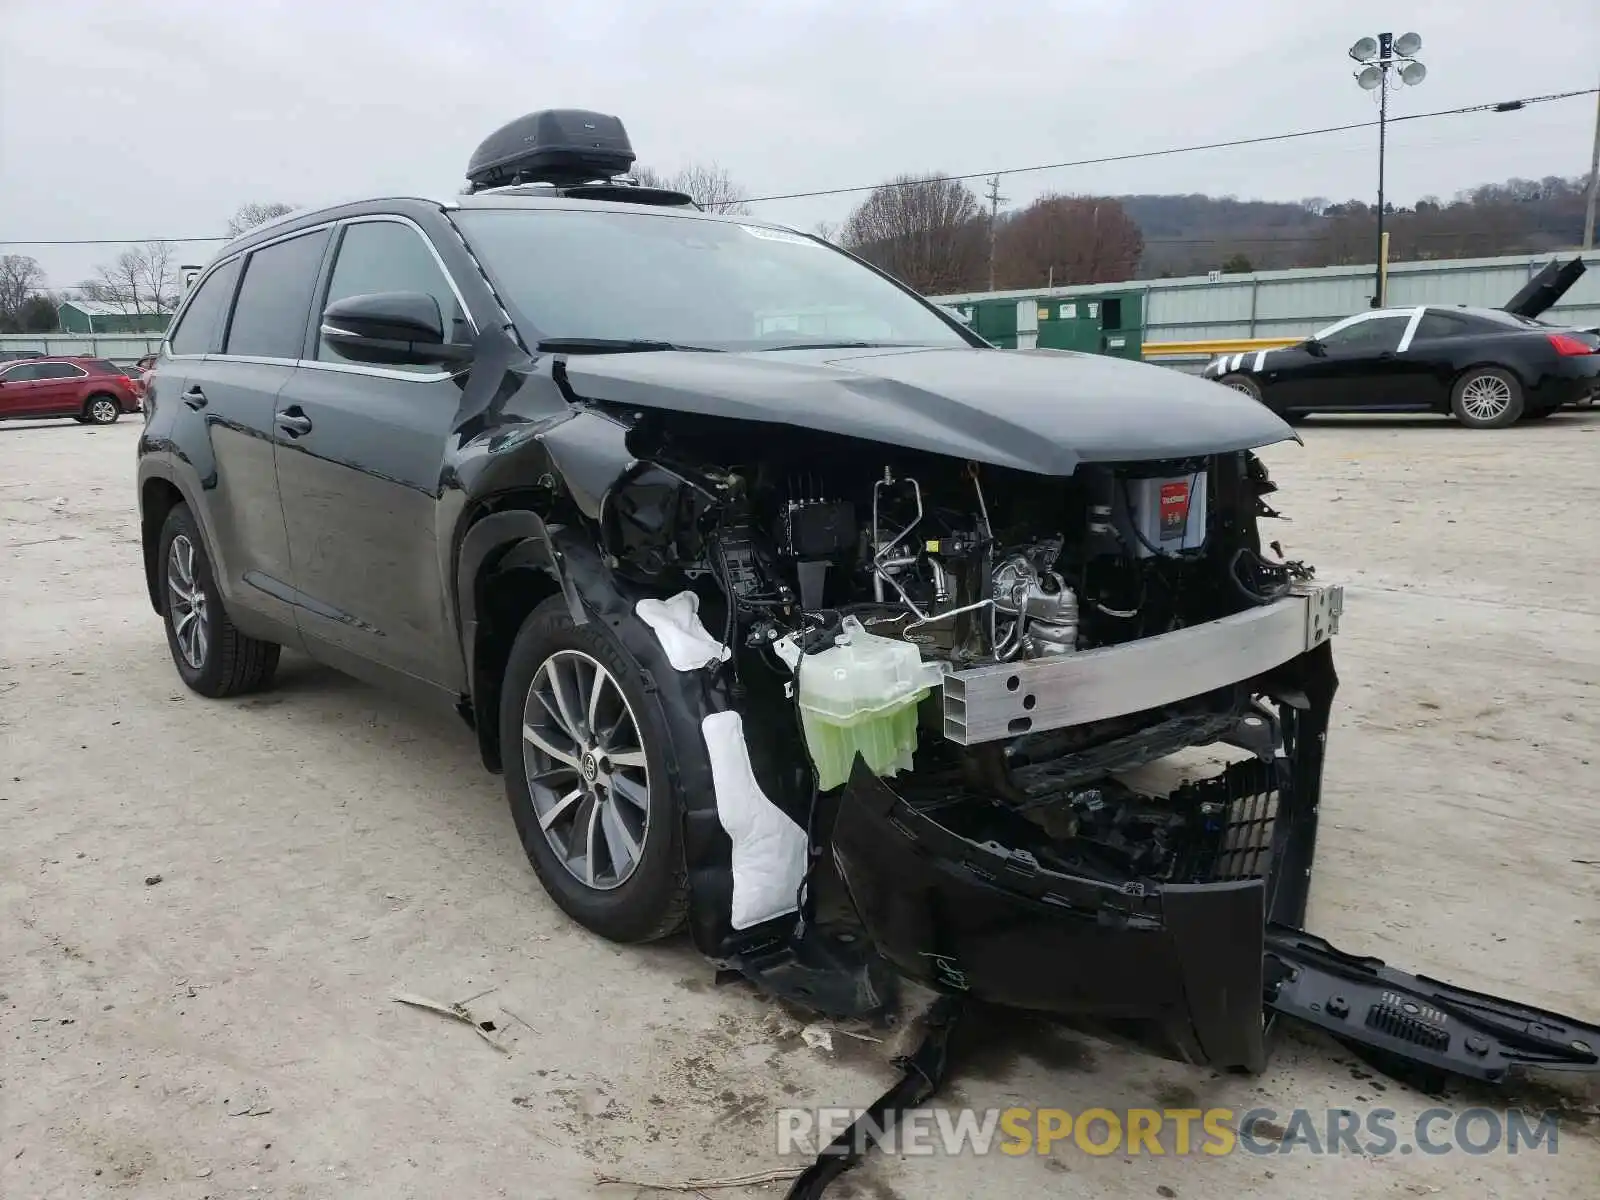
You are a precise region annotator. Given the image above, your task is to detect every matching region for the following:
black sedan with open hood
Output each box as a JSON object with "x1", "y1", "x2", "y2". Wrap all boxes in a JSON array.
[
  {"x1": 138, "y1": 112, "x2": 1600, "y2": 1195},
  {"x1": 1206, "y1": 256, "x2": 1599, "y2": 426}
]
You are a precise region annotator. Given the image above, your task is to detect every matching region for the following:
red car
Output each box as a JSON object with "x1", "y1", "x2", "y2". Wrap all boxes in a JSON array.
[{"x1": 0, "y1": 356, "x2": 143, "y2": 425}]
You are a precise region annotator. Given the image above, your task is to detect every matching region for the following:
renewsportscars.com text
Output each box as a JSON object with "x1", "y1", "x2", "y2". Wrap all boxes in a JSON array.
[{"x1": 776, "y1": 1105, "x2": 1563, "y2": 1158}]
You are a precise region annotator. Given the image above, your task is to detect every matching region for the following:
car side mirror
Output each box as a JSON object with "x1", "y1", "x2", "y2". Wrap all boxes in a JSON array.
[
  {"x1": 320, "y1": 292, "x2": 471, "y2": 367},
  {"x1": 1303, "y1": 337, "x2": 1327, "y2": 358}
]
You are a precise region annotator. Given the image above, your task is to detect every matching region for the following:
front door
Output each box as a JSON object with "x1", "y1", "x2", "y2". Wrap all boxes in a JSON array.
[
  {"x1": 273, "y1": 216, "x2": 475, "y2": 691},
  {"x1": 0, "y1": 361, "x2": 44, "y2": 416},
  {"x1": 1275, "y1": 312, "x2": 1415, "y2": 412}
]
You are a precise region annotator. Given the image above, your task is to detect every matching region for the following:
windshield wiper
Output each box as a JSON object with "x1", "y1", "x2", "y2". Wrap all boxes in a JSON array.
[
  {"x1": 534, "y1": 337, "x2": 723, "y2": 354},
  {"x1": 755, "y1": 340, "x2": 911, "y2": 351}
]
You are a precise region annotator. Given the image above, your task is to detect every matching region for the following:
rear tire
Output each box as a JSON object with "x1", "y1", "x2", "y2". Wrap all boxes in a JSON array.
[
  {"x1": 1451, "y1": 367, "x2": 1523, "y2": 428},
  {"x1": 500, "y1": 596, "x2": 688, "y2": 943},
  {"x1": 158, "y1": 504, "x2": 280, "y2": 697},
  {"x1": 84, "y1": 394, "x2": 121, "y2": 425}
]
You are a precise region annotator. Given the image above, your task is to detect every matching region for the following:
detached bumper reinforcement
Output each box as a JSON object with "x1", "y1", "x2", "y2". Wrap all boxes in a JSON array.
[
  {"x1": 941, "y1": 582, "x2": 1342, "y2": 745},
  {"x1": 1264, "y1": 926, "x2": 1600, "y2": 1082}
]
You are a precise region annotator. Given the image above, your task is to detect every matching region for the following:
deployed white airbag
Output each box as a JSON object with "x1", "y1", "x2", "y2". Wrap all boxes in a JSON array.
[
  {"x1": 702, "y1": 710, "x2": 809, "y2": 930},
  {"x1": 636, "y1": 591, "x2": 730, "y2": 672}
]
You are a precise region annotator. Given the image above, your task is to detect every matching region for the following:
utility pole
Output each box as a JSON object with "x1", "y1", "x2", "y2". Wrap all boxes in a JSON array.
[
  {"x1": 985, "y1": 174, "x2": 1006, "y2": 292},
  {"x1": 1583, "y1": 84, "x2": 1600, "y2": 251},
  {"x1": 1374, "y1": 34, "x2": 1390, "y2": 306}
]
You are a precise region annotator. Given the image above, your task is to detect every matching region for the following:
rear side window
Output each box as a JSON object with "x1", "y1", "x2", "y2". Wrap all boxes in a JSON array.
[
  {"x1": 87, "y1": 358, "x2": 121, "y2": 375},
  {"x1": 34, "y1": 362, "x2": 88, "y2": 379},
  {"x1": 317, "y1": 219, "x2": 469, "y2": 371},
  {"x1": 1415, "y1": 312, "x2": 1472, "y2": 340},
  {"x1": 224, "y1": 228, "x2": 332, "y2": 359},
  {"x1": 169, "y1": 258, "x2": 242, "y2": 356}
]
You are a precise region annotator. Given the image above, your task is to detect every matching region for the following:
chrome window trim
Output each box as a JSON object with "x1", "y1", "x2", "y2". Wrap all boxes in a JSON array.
[
  {"x1": 161, "y1": 212, "x2": 478, "y2": 385},
  {"x1": 184, "y1": 352, "x2": 458, "y2": 384},
  {"x1": 165, "y1": 222, "x2": 338, "y2": 361}
]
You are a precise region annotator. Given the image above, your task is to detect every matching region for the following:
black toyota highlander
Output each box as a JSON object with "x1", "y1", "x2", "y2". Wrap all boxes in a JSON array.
[{"x1": 136, "y1": 111, "x2": 1600, "y2": 1123}]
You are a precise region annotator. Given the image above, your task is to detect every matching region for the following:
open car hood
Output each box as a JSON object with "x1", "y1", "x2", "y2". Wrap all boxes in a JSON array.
[
  {"x1": 562, "y1": 345, "x2": 1295, "y2": 476},
  {"x1": 1502, "y1": 256, "x2": 1586, "y2": 319}
]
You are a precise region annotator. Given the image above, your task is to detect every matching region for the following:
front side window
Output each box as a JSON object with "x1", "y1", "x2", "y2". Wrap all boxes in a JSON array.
[
  {"x1": 455, "y1": 208, "x2": 973, "y2": 351},
  {"x1": 169, "y1": 258, "x2": 242, "y2": 356},
  {"x1": 318, "y1": 220, "x2": 469, "y2": 371},
  {"x1": 1317, "y1": 315, "x2": 1409, "y2": 353},
  {"x1": 224, "y1": 228, "x2": 332, "y2": 359},
  {"x1": 0, "y1": 363, "x2": 41, "y2": 382}
]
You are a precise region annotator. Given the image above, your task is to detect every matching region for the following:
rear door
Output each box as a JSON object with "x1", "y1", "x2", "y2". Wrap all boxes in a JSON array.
[
  {"x1": 273, "y1": 215, "x2": 475, "y2": 690},
  {"x1": 29, "y1": 362, "x2": 90, "y2": 416},
  {"x1": 160, "y1": 227, "x2": 331, "y2": 635}
]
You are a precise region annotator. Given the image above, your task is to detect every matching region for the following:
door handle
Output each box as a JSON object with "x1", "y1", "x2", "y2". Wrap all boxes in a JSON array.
[
  {"x1": 276, "y1": 409, "x2": 313, "y2": 437},
  {"x1": 183, "y1": 386, "x2": 208, "y2": 410}
]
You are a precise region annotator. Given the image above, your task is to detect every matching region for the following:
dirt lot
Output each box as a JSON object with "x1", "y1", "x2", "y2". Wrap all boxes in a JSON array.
[{"x1": 4, "y1": 412, "x2": 1599, "y2": 1199}]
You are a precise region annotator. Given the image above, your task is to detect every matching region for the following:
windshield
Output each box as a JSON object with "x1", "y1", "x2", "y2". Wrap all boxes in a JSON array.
[{"x1": 454, "y1": 207, "x2": 974, "y2": 351}]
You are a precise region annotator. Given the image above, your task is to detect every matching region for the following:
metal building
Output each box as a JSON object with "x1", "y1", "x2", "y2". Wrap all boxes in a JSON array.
[{"x1": 932, "y1": 249, "x2": 1600, "y2": 348}]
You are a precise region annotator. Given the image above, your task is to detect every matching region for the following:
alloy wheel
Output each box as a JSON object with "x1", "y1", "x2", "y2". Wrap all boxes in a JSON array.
[
  {"x1": 167, "y1": 534, "x2": 209, "y2": 669},
  {"x1": 520, "y1": 649, "x2": 651, "y2": 891},
  {"x1": 1459, "y1": 374, "x2": 1512, "y2": 423},
  {"x1": 90, "y1": 398, "x2": 118, "y2": 423}
]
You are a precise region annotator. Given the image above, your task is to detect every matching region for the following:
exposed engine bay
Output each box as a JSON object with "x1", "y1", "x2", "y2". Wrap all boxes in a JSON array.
[
  {"x1": 606, "y1": 429, "x2": 1304, "y2": 662},
  {"x1": 602, "y1": 420, "x2": 1321, "y2": 884}
]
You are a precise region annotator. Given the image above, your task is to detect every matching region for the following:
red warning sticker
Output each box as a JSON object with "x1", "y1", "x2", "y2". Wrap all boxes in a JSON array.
[{"x1": 1159, "y1": 481, "x2": 1190, "y2": 540}]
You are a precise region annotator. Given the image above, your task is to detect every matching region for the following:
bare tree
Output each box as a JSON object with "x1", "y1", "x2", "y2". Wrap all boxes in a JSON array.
[
  {"x1": 0, "y1": 254, "x2": 47, "y2": 330},
  {"x1": 671, "y1": 163, "x2": 749, "y2": 214},
  {"x1": 630, "y1": 163, "x2": 751, "y2": 214},
  {"x1": 80, "y1": 242, "x2": 181, "y2": 315},
  {"x1": 841, "y1": 174, "x2": 986, "y2": 293},
  {"x1": 993, "y1": 195, "x2": 1144, "y2": 289},
  {"x1": 810, "y1": 220, "x2": 841, "y2": 245},
  {"x1": 137, "y1": 241, "x2": 179, "y2": 312},
  {"x1": 225, "y1": 201, "x2": 295, "y2": 237}
]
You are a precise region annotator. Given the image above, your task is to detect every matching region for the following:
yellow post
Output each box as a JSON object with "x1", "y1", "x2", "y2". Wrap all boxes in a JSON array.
[{"x1": 1378, "y1": 230, "x2": 1391, "y2": 307}]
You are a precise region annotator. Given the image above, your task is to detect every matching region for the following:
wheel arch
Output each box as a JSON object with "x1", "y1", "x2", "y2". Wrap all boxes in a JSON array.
[
  {"x1": 139, "y1": 473, "x2": 195, "y2": 613},
  {"x1": 1451, "y1": 358, "x2": 1534, "y2": 392},
  {"x1": 456, "y1": 507, "x2": 593, "y2": 772}
]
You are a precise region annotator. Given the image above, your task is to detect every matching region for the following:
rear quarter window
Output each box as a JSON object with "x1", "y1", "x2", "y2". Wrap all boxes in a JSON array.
[{"x1": 169, "y1": 258, "x2": 243, "y2": 356}]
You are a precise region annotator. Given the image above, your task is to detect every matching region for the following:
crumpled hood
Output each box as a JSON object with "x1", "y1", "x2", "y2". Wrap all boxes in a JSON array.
[{"x1": 561, "y1": 345, "x2": 1296, "y2": 476}]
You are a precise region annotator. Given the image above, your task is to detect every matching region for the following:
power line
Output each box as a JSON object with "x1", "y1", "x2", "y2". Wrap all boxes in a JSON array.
[
  {"x1": 738, "y1": 87, "x2": 1600, "y2": 204},
  {"x1": 1, "y1": 86, "x2": 1595, "y2": 249},
  {"x1": 0, "y1": 236, "x2": 226, "y2": 247}
]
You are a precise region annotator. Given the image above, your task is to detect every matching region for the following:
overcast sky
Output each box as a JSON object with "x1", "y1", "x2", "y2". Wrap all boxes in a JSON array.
[{"x1": 3, "y1": 0, "x2": 1597, "y2": 292}]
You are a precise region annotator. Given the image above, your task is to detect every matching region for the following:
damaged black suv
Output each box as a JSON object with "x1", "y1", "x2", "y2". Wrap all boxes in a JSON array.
[{"x1": 138, "y1": 111, "x2": 1600, "y2": 1087}]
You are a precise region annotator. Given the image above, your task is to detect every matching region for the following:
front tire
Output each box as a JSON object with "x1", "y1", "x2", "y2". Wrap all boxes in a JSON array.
[
  {"x1": 157, "y1": 504, "x2": 280, "y2": 697},
  {"x1": 500, "y1": 596, "x2": 688, "y2": 943},
  {"x1": 1451, "y1": 367, "x2": 1523, "y2": 428},
  {"x1": 84, "y1": 394, "x2": 121, "y2": 425},
  {"x1": 1219, "y1": 373, "x2": 1263, "y2": 402}
]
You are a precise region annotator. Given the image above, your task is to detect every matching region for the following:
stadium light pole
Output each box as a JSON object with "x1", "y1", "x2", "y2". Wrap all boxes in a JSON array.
[{"x1": 1349, "y1": 32, "x2": 1426, "y2": 306}]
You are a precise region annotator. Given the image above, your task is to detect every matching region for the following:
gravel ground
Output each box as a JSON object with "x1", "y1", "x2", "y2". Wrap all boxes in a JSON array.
[{"x1": 3, "y1": 412, "x2": 1598, "y2": 1199}]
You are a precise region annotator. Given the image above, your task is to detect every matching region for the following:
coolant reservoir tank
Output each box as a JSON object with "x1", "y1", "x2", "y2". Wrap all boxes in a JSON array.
[{"x1": 797, "y1": 616, "x2": 946, "y2": 791}]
